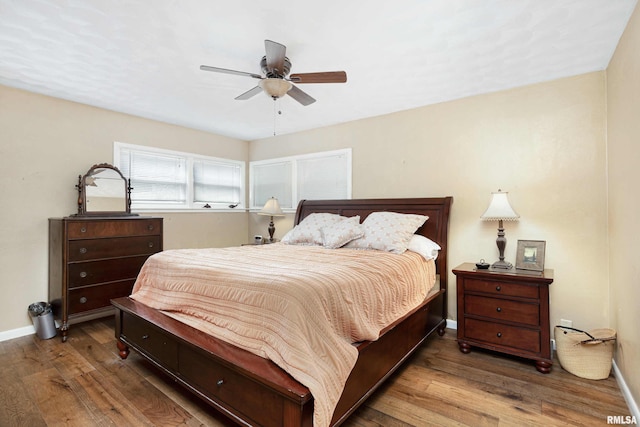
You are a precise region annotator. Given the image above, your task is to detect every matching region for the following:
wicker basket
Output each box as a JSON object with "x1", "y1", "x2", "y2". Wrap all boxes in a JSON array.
[{"x1": 554, "y1": 326, "x2": 616, "y2": 380}]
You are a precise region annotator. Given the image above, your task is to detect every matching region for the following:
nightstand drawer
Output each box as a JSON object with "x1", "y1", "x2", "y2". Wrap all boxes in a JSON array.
[
  {"x1": 465, "y1": 318, "x2": 540, "y2": 353},
  {"x1": 465, "y1": 278, "x2": 539, "y2": 299},
  {"x1": 465, "y1": 295, "x2": 539, "y2": 326}
]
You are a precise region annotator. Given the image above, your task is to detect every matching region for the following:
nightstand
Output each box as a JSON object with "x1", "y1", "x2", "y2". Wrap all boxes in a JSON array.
[{"x1": 453, "y1": 263, "x2": 554, "y2": 373}]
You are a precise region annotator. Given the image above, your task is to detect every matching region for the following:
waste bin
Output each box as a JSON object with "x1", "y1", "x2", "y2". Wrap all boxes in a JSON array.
[{"x1": 28, "y1": 302, "x2": 57, "y2": 339}]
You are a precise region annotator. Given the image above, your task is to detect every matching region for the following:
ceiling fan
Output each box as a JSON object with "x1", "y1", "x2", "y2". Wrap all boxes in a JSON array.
[{"x1": 200, "y1": 40, "x2": 347, "y2": 106}]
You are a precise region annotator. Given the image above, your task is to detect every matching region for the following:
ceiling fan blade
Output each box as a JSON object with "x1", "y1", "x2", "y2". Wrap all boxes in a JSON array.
[
  {"x1": 289, "y1": 71, "x2": 347, "y2": 84},
  {"x1": 200, "y1": 65, "x2": 262, "y2": 79},
  {"x1": 287, "y1": 85, "x2": 316, "y2": 106},
  {"x1": 235, "y1": 85, "x2": 263, "y2": 100},
  {"x1": 264, "y1": 40, "x2": 286, "y2": 76}
]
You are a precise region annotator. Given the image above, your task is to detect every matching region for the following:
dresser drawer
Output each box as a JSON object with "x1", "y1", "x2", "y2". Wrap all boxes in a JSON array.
[
  {"x1": 180, "y1": 345, "x2": 284, "y2": 427},
  {"x1": 68, "y1": 255, "x2": 149, "y2": 287},
  {"x1": 465, "y1": 295, "x2": 539, "y2": 326},
  {"x1": 67, "y1": 219, "x2": 162, "y2": 239},
  {"x1": 464, "y1": 318, "x2": 540, "y2": 353},
  {"x1": 121, "y1": 312, "x2": 178, "y2": 371},
  {"x1": 68, "y1": 236, "x2": 161, "y2": 261},
  {"x1": 465, "y1": 278, "x2": 539, "y2": 299},
  {"x1": 68, "y1": 280, "x2": 135, "y2": 314}
]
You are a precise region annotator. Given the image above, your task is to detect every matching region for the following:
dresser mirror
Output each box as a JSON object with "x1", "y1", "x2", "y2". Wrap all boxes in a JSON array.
[{"x1": 75, "y1": 163, "x2": 136, "y2": 216}]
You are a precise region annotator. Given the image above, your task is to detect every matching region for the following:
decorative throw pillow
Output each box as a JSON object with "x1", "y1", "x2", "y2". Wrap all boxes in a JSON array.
[
  {"x1": 321, "y1": 216, "x2": 363, "y2": 249},
  {"x1": 345, "y1": 211, "x2": 428, "y2": 254},
  {"x1": 407, "y1": 234, "x2": 441, "y2": 260},
  {"x1": 281, "y1": 213, "x2": 345, "y2": 246}
]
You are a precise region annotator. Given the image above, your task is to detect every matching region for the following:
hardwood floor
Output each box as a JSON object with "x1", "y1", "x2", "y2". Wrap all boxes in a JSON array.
[{"x1": 0, "y1": 318, "x2": 630, "y2": 426}]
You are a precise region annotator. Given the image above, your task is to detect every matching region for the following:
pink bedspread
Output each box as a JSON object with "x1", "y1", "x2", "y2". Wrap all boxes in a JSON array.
[{"x1": 130, "y1": 243, "x2": 435, "y2": 427}]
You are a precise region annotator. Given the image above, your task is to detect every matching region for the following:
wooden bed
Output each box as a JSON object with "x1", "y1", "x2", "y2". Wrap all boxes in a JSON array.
[{"x1": 112, "y1": 197, "x2": 453, "y2": 426}]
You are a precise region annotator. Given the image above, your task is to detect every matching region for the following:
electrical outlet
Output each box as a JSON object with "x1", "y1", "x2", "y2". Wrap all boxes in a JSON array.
[{"x1": 560, "y1": 319, "x2": 573, "y2": 328}]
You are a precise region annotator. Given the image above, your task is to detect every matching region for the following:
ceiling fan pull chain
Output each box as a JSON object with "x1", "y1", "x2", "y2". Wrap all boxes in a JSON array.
[
  {"x1": 273, "y1": 98, "x2": 277, "y2": 136},
  {"x1": 273, "y1": 99, "x2": 284, "y2": 136}
]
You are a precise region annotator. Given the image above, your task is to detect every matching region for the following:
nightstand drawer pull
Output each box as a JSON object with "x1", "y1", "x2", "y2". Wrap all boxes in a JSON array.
[
  {"x1": 79, "y1": 271, "x2": 87, "y2": 278},
  {"x1": 217, "y1": 379, "x2": 225, "y2": 386},
  {"x1": 148, "y1": 242, "x2": 154, "y2": 248},
  {"x1": 495, "y1": 285, "x2": 501, "y2": 291},
  {"x1": 496, "y1": 307, "x2": 502, "y2": 312},
  {"x1": 79, "y1": 296, "x2": 87, "y2": 304},
  {"x1": 79, "y1": 247, "x2": 87, "y2": 254},
  {"x1": 497, "y1": 332, "x2": 502, "y2": 338},
  {"x1": 142, "y1": 334, "x2": 149, "y2": 340},
  {"x1": 148, "y1": 224, "x2": 154, "y2": 231}
]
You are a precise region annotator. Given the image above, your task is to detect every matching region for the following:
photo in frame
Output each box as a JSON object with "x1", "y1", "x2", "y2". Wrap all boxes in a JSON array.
[{"x1": 516, "y1": 240, "x2": 546, "y2": 271}]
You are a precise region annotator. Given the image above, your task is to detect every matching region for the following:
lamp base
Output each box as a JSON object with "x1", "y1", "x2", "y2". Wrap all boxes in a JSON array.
[{"x1": 491, "y1": 260, "x2": 513, "y2": 270}]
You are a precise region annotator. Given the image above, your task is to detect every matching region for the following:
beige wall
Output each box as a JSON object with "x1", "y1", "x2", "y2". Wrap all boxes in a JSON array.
[
  {"x1": 250, "y1": 72, "x2": 609, "y2": 339},
  {"x1": 607, "y1": 1, "x2": 640, "y2": 411},
  {"x1": 0, "y1": 85, "x2": 249, "y2": 332}
]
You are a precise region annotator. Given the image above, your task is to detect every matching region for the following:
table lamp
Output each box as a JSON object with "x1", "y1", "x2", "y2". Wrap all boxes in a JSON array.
[
  {"x1": 481, "y1": 190, "x2": 519, "y2": 269},
  {"x1": 258, "y1": 197, "x2": 284, "y2": 242}
]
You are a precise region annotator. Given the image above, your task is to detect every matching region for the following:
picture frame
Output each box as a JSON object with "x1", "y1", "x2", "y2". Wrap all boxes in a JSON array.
[{"x1": 516, "y1": 240, "x2": 546, "y2": 271}]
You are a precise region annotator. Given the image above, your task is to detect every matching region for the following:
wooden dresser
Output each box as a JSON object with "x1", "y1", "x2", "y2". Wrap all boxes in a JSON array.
[
  {"x1": 49, "y1": 216, "x2": 163, "y2": 341},
  {"x1": 453, "y1": 263, "x2": 554, "y2": 373}
]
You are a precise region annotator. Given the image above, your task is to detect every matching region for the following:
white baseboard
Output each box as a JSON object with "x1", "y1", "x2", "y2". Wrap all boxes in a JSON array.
[
  {"x1": 0, "y1": 325, "x2": 35, "y2": 342},
  {"x1": 446, "y1": 319, "x2": 457, "y2": 330},
  {"x1": 613, "y1": 359, "x2": 640, "y2": 420}
]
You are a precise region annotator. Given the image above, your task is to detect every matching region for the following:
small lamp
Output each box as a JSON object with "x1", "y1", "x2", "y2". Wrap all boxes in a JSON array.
[
  {"x1": 481, "y1": 190, "x2": 520, "y2": 269},
  {"x1": 258, "y1": 197, "x2": 284, "y2": 242}
]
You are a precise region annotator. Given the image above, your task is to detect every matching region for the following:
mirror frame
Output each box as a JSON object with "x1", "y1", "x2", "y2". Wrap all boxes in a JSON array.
[{"x1": 74, "y1": 163, "x2": 137, "y2": 216}]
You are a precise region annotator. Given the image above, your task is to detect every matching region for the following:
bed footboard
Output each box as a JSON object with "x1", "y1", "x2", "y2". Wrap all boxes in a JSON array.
[{"x1": 113, "y1": 297, "x2": 313, "y2": 427}]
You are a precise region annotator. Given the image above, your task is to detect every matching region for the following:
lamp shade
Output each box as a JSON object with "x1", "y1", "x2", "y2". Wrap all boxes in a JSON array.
[
  {"x1": 481, "y1": 190, "x2": 519, "y2": 221},
  {"x1": 259, "y1": 78, "x2": 292, "y2": 99},
  {"x1": 258, "y1": 197, "x2": 284, "y2": 216}
]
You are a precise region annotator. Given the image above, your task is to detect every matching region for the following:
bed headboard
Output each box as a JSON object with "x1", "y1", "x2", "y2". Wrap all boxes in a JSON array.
[{"x1": 294, "y1": 197, "x2": 453, "y2": 291}]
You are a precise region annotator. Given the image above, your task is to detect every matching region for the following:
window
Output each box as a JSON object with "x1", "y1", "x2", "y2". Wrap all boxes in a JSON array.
[
  {"x1": 114, "y1": 142, "x2": 244, "y2": 211},
  {"x1": 250, "y1": 149, "x2": 351, "y2": 210}
]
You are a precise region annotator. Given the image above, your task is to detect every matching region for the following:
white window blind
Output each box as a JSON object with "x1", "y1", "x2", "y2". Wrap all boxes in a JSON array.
[
  {"x1": 193, "y1": 160, "x2": 242, "y2": 205},
  {"x1": 297, "y1": 152, "x2": 349, "y2": 201},
  {"x1": 115, "y1": 142, "x2": 245, "y2": 210},
  {"x1": 251, "y1": 161, "x2": 292, "y2": 209},
  {"x1": 250, "y1": 149, "x2": 351, "y2": 210},
  {"x1": 119, "y1": 149, "x2": 187, "y2": 204}
]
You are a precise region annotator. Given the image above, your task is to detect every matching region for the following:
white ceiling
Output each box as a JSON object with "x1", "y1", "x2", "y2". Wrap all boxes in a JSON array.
[{"x1": 1, "y1": 0, "x2": 637, "y2": 141}]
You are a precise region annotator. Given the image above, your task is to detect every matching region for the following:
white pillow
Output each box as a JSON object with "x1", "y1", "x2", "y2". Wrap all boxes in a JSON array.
[
  {"x1": 281, "y1": 213, "x2": 345, "y2": 246},
  {"x1": 322, "y1": 216, "x2": 363, "y2": 249},
  {"x1": 345, "y1": 211, "x2": 428, "y2": 254},
  {"x1": 407, "y1": 234, "x2": 441, "y2": 260}
]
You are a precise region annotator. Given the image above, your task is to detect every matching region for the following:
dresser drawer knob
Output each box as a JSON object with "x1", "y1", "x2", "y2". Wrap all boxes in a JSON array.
[
  {"x1": 79, "y1": 271, "x2": 87, "y2": 278},
  {"x1": 148, "y1": 242, "x2": 154, "y2": 248},
  {"x1": 79, "y1": 247, "x2": 87, "y2": 254},
  {"x1": 79, "y1": 296, "x2": 87, "y2": 304},
  {"x1": 496, "y1": 307, "x2": 502, "y2": 313},
  {"x1": 497, "y1": 332, "x2": 502, "y2": 338},
  {"x1": 495, "y1": 285, "x2": 501, "y2": 291},
  {"x1": 217, "y1": 379, "x2": 225, "y2": 386},
  {"x1": 142, "y1": 334, "x2": 149, "y2": 340},
  {"x1": 80, "y1": 227, "x2": 87, "y2": 233},
  {"x1": 147, "y1": 224, "x2": 154, "y2": 231}
]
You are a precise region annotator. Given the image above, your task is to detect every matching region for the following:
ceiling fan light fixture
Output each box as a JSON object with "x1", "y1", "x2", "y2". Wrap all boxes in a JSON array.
[{"x1": 259, "y1": 78, "x2": 292, "y2": 99}]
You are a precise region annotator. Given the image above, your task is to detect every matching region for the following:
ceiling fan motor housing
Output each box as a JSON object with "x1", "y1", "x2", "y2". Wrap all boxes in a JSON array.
[{"x1": 260, "y1": 56, "x2": 291, "y2": 78}]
